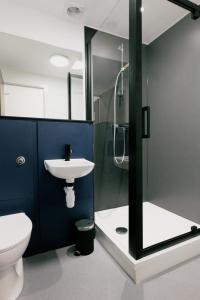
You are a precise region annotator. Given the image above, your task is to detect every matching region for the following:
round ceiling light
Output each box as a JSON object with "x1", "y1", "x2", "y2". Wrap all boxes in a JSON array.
[{"x1": 50, "y1": 55, "x2": 70, "y2": 67}]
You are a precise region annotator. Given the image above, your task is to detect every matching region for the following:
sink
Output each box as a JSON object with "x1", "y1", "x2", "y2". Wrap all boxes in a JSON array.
[
  {"x1": 44, "y1": 158, "x2": 95, "y2": 182},
  {"x1": 44, "y1": 158, "x2": 95, "y2": 209}
]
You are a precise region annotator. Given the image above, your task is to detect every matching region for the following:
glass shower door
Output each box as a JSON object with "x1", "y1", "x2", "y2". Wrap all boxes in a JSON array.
[
  {"x1": 89, "y1": 0, "x2": 130, "y2": 254},
  {"x1": 142, "y1": 0, "x2": 200, "y2": 251}
]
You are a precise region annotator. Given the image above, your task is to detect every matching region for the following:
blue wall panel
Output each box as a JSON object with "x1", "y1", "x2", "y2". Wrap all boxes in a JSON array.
[
  {"x1": 37, "y1": 121, "x2": 93, "y2": 252},
  {"x1": 0, "y1": 118, "x2": 93, "y2": 256},
  {"x1": 0, "y1": 119, "x2": 39, "y2": 255}
]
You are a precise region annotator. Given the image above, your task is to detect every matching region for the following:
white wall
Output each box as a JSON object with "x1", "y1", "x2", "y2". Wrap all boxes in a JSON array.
[
  {"x1": 3, "y1": 84, "x2": 45, "y2": 118},
  {"x1": 2, "y1": 68, "x2": 69, "y2": 119},
  {"x1": 0, "y1": 1, "x2": 84, "y2": 53}
]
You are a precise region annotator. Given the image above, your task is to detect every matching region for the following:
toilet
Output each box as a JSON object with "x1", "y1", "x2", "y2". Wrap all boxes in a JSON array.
[{"x1": 0, "y1": 213, "x2": 32, "y2": 300}]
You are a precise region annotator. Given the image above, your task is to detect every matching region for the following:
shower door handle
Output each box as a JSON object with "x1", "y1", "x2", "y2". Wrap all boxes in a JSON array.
[{"x1": 142, "y1": 106, "x2": 150, "y2": 139}]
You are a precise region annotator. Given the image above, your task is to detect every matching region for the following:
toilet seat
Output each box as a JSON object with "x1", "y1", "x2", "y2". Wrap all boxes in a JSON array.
[{"x1": 0, "y1": 213, "x2": 32, "y2": 254}]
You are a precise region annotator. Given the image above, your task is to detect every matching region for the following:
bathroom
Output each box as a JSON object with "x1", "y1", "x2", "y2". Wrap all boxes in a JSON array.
[{"x1": 1, "y1": 0, "x2": 200, "y2": 299}]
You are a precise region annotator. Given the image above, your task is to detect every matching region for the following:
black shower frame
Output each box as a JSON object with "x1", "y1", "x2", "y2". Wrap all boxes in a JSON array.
[
  {"x1": 85, "y1": 0, "x2": 200, "y2": 260},
  {"x1": 129, "y1": 0, "x2": 200, "y2": 260}
]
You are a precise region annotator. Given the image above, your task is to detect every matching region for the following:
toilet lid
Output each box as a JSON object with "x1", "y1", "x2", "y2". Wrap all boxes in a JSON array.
[{"x1": 0, "y1": 213, "x2": 32, "y2": 253}]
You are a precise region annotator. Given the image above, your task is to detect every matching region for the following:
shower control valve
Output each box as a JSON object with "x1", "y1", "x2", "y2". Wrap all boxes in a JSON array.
[{"x1": 16, "y1": 156, "x2": 26, "y2": 166}]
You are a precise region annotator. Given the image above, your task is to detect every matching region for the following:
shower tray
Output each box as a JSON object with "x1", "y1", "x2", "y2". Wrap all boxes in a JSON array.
[{"x1": 95, "y1": 202, "x2": 200, "y2": 283}]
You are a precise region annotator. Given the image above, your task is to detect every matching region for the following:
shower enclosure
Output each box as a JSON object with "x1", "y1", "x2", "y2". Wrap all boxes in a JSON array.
[{"x1": 85, "y1": 0, "x2": 200, "y2": 281}]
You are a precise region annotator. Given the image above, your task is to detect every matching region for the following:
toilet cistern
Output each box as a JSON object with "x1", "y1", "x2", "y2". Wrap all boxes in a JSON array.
[{"x1": 44, "y1": 158, "x2": 95, "y2": 208}]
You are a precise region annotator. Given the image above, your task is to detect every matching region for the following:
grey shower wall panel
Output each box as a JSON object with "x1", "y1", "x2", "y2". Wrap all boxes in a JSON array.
[
  {"x1": 93, "y1": 55, "x2": 129, "y2": 211},
  {"x1": 146, "y1": 14, "x2": 200, "y2": 223},
  {"x1": 94, "y1": 122, "x2": 128, "y2": 211},
  {"x1": 93, "y1": 56, "x2": 129, "y2": 124},
  {"x1": 92, "y1": 34, "x2": 148, "y2": 211}
]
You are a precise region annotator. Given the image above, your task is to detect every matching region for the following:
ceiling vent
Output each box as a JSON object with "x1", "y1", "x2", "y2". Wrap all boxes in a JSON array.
[{"x1": 66, "y1": 3, "x2": 85, "y2": 18}]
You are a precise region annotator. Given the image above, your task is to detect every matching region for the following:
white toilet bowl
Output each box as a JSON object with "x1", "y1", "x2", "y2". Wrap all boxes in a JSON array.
[{"x1": 0, "y1": 213, "x2": 32, "y2": 300}]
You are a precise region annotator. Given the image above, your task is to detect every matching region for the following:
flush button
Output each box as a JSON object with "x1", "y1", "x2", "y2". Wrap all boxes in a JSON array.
[{"x1": 16, "y1": 156, "x2": 26, "y2": 166}]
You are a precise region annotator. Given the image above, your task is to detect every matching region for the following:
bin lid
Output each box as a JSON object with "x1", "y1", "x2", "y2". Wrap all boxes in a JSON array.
[{"x1": 75, "y1": 219, "x2": 94, "y2": 231}]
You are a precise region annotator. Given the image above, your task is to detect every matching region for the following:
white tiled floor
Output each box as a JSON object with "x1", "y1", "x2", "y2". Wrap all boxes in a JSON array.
[{"x1": 19, "y1": 240, "x2": 200, "y2": 300}]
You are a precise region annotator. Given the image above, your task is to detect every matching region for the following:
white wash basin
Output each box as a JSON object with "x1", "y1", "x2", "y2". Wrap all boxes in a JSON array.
[{"x1": 44, "y1": 159, "x2": 95, "y2": 182}]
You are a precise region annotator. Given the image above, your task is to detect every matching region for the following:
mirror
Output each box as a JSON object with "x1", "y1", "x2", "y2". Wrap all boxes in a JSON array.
[
  {"x1": 68, "y1": 73, "x2": 84, "y2": 120},
  {"x1": 0, "y1": 32, "x2": 85, "y2": 120}
]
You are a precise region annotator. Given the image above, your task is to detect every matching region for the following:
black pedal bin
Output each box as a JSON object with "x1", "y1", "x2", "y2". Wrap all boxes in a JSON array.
[{"x1": 75, "y1": 219, "x2": 95, "y2": 255}]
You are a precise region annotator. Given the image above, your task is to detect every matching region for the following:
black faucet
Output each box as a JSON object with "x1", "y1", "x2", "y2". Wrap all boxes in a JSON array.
[{"x1": 65, "y1": 144, "x2": 72, "y2": 161}]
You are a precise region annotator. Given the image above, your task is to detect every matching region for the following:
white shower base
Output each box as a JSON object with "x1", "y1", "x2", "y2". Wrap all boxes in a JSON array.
[{"x1": 95, "y1": 202, "x2": 200, "y2": 283}]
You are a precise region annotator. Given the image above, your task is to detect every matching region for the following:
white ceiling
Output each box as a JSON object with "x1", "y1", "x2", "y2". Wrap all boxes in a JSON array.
[
  {"x1": 2, "y1": 0, "x2": 200, "y2": 44},
  {"x1": 2, "y1": 0, "x2": 120, "y2": 31}
]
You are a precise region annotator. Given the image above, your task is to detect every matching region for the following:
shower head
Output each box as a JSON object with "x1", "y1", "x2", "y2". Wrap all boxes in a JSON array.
[{"x1": 121, "y1": 63, "x2": 129, "y2": 72}]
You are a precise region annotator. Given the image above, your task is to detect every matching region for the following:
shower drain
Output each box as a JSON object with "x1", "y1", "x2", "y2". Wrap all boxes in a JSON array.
[{"x1": 116, "y1": 227, "x2": 128, "y2": 234}]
